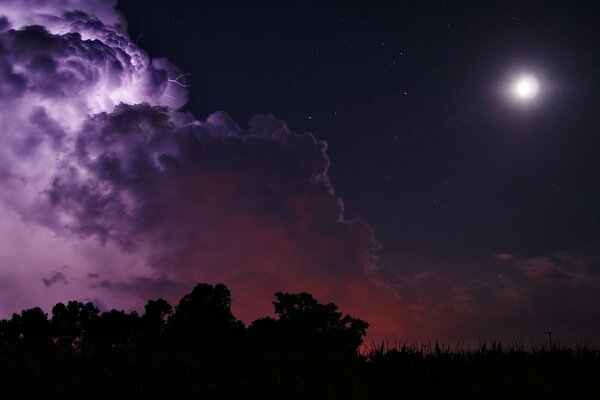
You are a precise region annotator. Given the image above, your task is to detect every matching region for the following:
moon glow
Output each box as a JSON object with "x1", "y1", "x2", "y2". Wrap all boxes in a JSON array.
[{"x1": 512, "y1": 74, "x2": 540, "y2": 101}]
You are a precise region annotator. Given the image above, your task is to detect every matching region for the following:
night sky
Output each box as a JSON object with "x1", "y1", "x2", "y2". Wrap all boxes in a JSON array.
[
  {"x1": 0, "y1": 0, "x2": 598, "y2": 343},
  {"x1": 117, "y1": 1, "x2": 599, "y2": 268}
]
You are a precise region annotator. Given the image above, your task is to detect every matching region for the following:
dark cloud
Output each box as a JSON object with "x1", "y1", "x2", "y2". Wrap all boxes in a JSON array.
[
  {"x1": 498, "y1": 252, "x2": 599, "y2": 283},
  {"x1": 0, "y1": 45, "x2": 26, "y2": 98},
  {"x1": 42, "y1": 270, "x2": 68, "y2": 287},
  {"x1": 552, "y1": 251, "x2": 600, "y2": 274},
  {"x1": 379, "y1": 267, "x2": 530, "y2": 341},
  {"x1": 518, "y1": 257, "x2": 577, "y2": 283},
  {"x1": 378, "y1": 251, "x2": 600, "y2": 343}
]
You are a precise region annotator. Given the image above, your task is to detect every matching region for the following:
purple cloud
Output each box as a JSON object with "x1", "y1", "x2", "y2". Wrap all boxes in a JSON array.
[{"x1": 43, "y1": 271, "x2": 68, "y2": 287}]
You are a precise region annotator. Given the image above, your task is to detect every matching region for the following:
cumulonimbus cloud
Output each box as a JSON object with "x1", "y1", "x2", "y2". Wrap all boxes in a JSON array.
[{"x1": 0, "y1": 0, "x2": 407, "y2": 340}]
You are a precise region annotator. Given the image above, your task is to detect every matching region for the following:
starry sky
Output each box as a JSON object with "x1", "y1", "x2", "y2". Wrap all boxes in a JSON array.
[
  {"x1": 0, "y1": 0, "x2": 598, "y2": 343},
  {"x1": 118, "y1": 0, "x2": 599, "y2": 271}
]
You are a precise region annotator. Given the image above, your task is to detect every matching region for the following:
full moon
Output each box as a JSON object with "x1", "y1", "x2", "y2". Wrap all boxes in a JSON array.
[{"x1": 512, "y1": 74, "x2": 540, "y2": 101}]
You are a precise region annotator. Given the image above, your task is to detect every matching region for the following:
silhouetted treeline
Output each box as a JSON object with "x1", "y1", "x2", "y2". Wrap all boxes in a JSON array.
[{"x1": 0, "y1": 283, "x2": 598, "y2": 399}]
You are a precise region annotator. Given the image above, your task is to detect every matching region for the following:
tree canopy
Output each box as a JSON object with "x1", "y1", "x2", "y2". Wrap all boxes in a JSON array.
[{"x1": 0, "y1": 283, "x2": 368, "y2": 356}]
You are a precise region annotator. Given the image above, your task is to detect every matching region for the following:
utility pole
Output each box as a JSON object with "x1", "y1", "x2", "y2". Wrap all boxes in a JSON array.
[{"x1": 544, "y1": 331, "x2": 555, "y2": 349}]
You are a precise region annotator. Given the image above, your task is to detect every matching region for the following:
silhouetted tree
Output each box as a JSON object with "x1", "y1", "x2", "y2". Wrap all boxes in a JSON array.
[
  {"x1": 0, "y1": 319, "x2": 8, "y2": 346},
  {"x1": 249, "y1": 292, "x2": 368, "y2": 356},
  {"x1": 144, "y1": 299, "x2": 172, "y2": 323},
  {"x1": 7, "y1": 307, "x2": 52, "y2": 347},
  {"x1": 247, "y1": 316, "x2": 280, "y2": 345},
  {"x1": 168, "y1": 283, "x2": 244, "y2": 349},
  {"x1": 141, "y1": 298, "x2": 172, "y2": 344},
  {"x1": 88, "y1": 309, "x2": 142, "y2": 350},
  {"x1": 51, "y1": 301, "x2": 100, "y2": 351}
]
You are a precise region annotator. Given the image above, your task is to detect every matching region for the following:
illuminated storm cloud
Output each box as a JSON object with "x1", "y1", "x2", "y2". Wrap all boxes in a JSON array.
[{"x1": 0, "y1": 0, "x2": 408, "y2": 339}]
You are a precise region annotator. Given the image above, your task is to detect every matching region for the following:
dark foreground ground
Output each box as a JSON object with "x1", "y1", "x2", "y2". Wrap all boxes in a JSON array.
[{"x1": 1, "y1": 343, "x2": 598, "y2": 399}]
